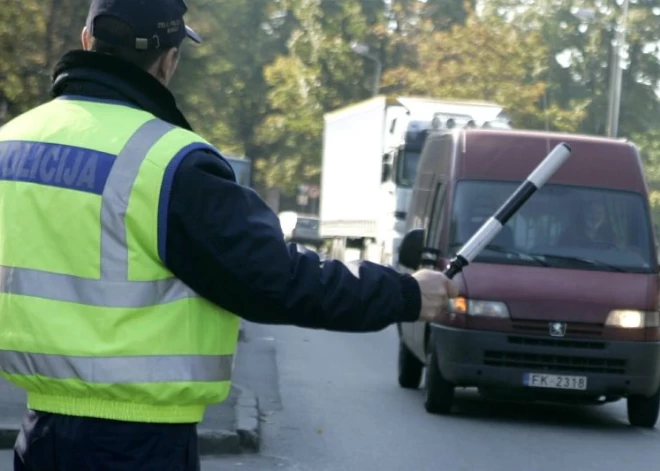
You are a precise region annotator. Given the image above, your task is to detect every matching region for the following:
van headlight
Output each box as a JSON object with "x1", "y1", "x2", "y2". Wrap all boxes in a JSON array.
[
  {"x1": 606, "y1": 310, "x2": 660, "y2": 328},
  {"x1": 448, "y1": 297, "x2": 510, "y2": 318}
]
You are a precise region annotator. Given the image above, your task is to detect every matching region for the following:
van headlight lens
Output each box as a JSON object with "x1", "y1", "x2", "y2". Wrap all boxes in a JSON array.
[
  {"x1": 449, "y1": 297, "x2": 510, "y2": 318},
  {"x1": 606, "y1": 310, "x2": 660, "y2": 328}
]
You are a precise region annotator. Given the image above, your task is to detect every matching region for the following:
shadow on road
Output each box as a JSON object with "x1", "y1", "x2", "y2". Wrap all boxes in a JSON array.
[{"x1": 405, "y1": 388, "x2": 653, "y2": 435}]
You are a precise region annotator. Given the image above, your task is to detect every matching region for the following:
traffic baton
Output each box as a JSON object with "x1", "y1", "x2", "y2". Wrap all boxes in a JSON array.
[{"x1": 443, "y1": 143, "x2": 573, "y2": 280}]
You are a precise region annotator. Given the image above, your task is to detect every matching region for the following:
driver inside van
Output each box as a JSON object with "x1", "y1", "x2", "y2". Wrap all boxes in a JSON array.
[{"x1": 559, "y1": 199, "x2": 620, "y2": 248}]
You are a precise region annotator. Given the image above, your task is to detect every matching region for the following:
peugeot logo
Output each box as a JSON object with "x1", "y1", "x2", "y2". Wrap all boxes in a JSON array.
[{"x1": 549, "y1": 322, "x2": 567, "y2": 338}]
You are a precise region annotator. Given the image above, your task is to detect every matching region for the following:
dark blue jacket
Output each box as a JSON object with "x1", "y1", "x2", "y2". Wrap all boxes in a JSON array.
[{"x1": 50, "y1": 51, "x2": 421, "y2": 332}]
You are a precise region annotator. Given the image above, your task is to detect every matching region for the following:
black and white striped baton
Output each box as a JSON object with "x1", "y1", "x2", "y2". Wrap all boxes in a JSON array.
[{"x1": 443, "y1": 143, "x2": 573, "y2": 280}]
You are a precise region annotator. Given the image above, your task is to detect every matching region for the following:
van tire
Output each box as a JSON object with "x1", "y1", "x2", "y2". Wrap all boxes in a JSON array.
[
  {"x1": 424, "y1": 339, "x2": 454, "y2": 414},
  {"x1": 627, "y1": 388, "x2": 660, "y2": 428},
  {"x1": 398, "y1": 340, "x2": 423, "y2": 389}
]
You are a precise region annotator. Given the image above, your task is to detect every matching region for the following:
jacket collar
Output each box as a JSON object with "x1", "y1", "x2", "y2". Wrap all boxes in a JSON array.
[{"x1": 51, "y1": 50, "x2": 193, "y2": 131}]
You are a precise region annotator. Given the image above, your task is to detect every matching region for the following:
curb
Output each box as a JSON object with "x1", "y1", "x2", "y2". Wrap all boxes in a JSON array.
[
  {"x1": 234, "y1": 384, "x2": 261, "y2": 453},
  {"x1": 0, "y1": 386, "x2": 261, "y2": 456},
  {"x1": 198, "y1": 384, "x2": 261, "y2": 455}
]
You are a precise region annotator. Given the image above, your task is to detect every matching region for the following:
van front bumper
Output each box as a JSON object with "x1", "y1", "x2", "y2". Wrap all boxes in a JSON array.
[{"x1": 431, "y1": 324, "x2": 660, "y2": 397}]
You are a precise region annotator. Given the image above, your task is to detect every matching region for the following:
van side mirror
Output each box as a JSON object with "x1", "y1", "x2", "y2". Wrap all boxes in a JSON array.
[{"x1": 399, "y1": 228, "x2": 425, "y2": 269}]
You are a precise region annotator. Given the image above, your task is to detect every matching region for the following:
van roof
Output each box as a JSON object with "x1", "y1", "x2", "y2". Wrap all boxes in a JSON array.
[{"x1": 446, "y1": 129, "x2": 646, "y2": 192}]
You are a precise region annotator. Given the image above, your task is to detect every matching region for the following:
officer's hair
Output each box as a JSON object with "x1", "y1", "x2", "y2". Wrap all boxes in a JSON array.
[{"x1": 89, "y1": 16, "x2": 168, "y2": 71}]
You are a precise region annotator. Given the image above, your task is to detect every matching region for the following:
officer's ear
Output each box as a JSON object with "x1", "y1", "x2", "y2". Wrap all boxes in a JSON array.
[
  {"x1": 81, "y1": 27, "x2": 92, "y2": 51},
  {"x1": 150, "y1": 47, "x2": 180, "y2": 87}
]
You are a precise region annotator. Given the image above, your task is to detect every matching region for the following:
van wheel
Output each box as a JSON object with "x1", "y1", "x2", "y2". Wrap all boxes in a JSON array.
[
  {"x1": 627, "y1": 388, "x2": 660, "y2": 428},
  {"x1": 424, "y1": 338, "x2": 455, "y2": 414},
  {"x1": 398, "y1": 340, "x2": 423, "y2": 389}
]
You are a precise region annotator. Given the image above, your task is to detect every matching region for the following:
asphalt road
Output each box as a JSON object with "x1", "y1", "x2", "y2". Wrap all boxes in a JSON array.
[{"x1": 2, "y1": 322, "x2": 660, "y2": 470}]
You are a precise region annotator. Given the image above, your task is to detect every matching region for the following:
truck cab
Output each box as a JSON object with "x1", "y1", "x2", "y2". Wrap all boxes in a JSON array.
[
  {"x1": 320, "y1": 95, "x2": 511, "y2": 267},
  {"x1": 396, "y1": 128, "x2": 660, "y2": 428}
]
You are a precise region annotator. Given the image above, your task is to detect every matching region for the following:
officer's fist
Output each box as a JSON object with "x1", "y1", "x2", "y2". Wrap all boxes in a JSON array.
[{"x1": 411, "y1": 269, "x2": 459, "y2": 322}]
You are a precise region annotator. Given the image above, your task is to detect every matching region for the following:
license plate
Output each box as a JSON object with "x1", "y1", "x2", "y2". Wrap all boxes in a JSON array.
[{"x1": 523, "y1": 373, "x2": 587, "y2": 391}]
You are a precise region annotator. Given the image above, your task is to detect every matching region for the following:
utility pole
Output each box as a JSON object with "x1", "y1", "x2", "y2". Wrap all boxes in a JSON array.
[
  {"x1": 573, "y1": 1, "x2": 630, "y2": 138},
  {"x1": 351, "y1": 42, "x2": 382, "y2": 97},
  {"x1": 605, "y1": 0, "x2": 630, "y2": 138}
]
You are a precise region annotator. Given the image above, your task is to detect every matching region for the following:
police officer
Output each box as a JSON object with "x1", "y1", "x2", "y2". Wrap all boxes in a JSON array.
[{"x1": 0, "y1": 0, "x2": 457, "y2": 469}]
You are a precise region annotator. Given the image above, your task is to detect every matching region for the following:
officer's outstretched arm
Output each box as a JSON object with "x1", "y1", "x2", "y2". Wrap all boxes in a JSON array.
[{"x1": 161, "y1": 150, "x2": 421, "y2": 333}]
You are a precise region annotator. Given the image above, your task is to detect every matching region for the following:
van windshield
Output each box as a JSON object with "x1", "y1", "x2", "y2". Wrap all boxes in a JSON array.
[{"x1": 449, "y1": 180, "x2": 656, "y2": 273}]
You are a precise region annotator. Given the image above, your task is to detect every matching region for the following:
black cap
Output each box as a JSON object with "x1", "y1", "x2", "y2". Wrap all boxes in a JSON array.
[{"x1": 86, "y1": 0, "x2": 202, "y2": 51}]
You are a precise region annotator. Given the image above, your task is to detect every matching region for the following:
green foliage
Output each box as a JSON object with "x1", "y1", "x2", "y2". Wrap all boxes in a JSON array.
[
  {"x1": 170, "y1": 0, "x2": 290, "y2": 161},
  {"x1": 0, "y1": 0, "x2": 86, "y2": 120},
  {"x1": 634, "y1": 129, "x2": 660, "y2": 226},
  {"x1": 383, "y1": 11, "x2": 588, "y2": 131},
  {"x1": 255, "y1": 0, "x2": 372, "y2": 192}
]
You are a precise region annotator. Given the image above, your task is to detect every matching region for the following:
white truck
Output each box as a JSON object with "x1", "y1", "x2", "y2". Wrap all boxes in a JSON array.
[{"x1": 319, "y1": 95, "x2": 510, "y2": 266}]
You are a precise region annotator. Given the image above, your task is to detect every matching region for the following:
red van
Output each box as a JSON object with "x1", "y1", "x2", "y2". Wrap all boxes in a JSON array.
[{"x1": 396, "y1": 129, "x2": 660, "y2": 427}]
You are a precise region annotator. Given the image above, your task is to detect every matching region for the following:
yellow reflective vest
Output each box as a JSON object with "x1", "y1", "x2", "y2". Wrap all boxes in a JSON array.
[{"x1": 0, "y1": 96, "x2": 240, "y2": 424}]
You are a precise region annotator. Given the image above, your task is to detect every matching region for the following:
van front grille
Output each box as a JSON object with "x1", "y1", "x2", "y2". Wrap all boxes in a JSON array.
[
  {"x1": 511, "y1": 320, "x2": 603, "y2": 338},
  {"x1": 484, "y1": 350, "x2": 626, "y2": 375},
  {"x1": 508, "y1": 336, "x2": 606, "y2": 350}
]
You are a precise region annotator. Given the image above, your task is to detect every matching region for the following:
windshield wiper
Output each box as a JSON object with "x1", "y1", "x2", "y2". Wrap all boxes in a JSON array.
[
  {"x1": 530, "y1": 253, "x2": 626, "y2": 273},
  {"x1": 482, "y1": 245, "x2": 550, "y2": 267},
  {"x1": 450, "y1": 243, "x2": 549, "y2": 267}
]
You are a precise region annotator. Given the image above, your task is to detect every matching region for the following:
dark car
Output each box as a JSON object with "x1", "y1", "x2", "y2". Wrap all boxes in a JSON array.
[
  {"x1": 396, "y1": 128, "x2": 660, "y2": 428},
  {"x1": 279, "y1": 211, "x2": 323, "y2": 249}
]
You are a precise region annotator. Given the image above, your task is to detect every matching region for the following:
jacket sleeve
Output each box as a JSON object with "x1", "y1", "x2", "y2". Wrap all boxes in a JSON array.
[{"x1": 158, "y1": 149, "x2": 421, "y2": 333}]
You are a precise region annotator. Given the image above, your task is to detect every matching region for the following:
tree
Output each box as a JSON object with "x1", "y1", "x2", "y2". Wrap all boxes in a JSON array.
[
  {"x1": 633, "y1": 129, "x2": 660, "y2": 227},
  {"x1": 421, "y1": 0, "x2": 476, "y2": 30},
  {"x1": 170, "y1": 0, "x2": 294, "y2": 183},
  {"x1": 0, "y1": 0, "x2": 86, "y2": 123},
  {"x1": 383, "y1": 11, "x2": 587, "y2": 131},
  {"x1": 255, "y1": 0, "x2": 372, "y2": 194},
  {"x1": 482, "y1": 0, "x2": 660, "y2": 137}
]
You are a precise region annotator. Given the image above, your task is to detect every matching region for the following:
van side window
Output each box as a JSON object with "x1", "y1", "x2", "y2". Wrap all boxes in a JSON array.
[{"x1": 426, "y1": 182, "x2": 446, "y2": 251}]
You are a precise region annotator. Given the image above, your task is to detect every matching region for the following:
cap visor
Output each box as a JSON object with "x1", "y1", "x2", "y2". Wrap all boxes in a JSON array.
[{"x1": 185, "y1": 25, "x2": 202, "y2": 44}]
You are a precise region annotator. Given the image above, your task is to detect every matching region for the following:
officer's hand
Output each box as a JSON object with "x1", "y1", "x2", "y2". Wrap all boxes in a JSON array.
[{"x1": 412, "y1": 269, "x2": 459, "y2": 322}]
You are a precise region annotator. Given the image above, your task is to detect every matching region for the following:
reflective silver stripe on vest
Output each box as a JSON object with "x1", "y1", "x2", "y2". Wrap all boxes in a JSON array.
[
  {"x1": 101, "y1": 119, "x2": 174, "y2": 280},
  {"x1": 0, "y1": 265, "x2": 194, "y2": 308},
  {"x1": 0, "y1": 350, "x2": 233, "y2": 383},
  {"x1": 0, "y1": 118, "x2": 232, "y2": 384}
]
